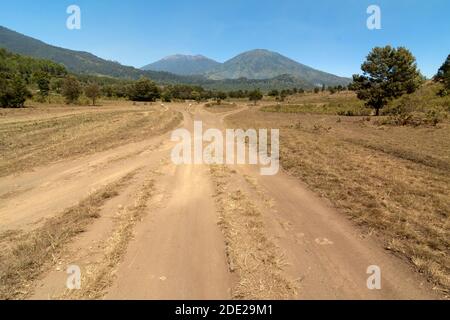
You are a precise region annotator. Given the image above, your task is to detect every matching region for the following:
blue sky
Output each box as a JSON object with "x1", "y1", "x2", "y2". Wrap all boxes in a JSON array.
[{"x1": 0, "y1": 0, "x2": 449, "y2": 77}]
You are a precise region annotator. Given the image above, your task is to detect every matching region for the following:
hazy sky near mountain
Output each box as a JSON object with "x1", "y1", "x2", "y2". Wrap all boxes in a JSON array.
[{"x1": 0, "y1": 0, "x2": 448, "y2": 77}]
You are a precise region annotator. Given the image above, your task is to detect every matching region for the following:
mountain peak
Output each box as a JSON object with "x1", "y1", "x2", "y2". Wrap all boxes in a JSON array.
[
  {"x1": 161, "y1": 54, "x2": 209, "y2": 61},
  {"x1": 142, "y1": 54, "x2": 220, "y2": 75},
  {"x1": 206, "y1": 49, "x2": 349, "y2": 85}
]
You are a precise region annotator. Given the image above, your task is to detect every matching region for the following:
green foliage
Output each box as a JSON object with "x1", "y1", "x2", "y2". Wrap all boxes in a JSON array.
[
  {"x1": 33, "y1": 71, "x2": 51, "y2": 101},
  {"x1": 62, "y1": 76, "x2": 82, "y2": 104},
  {"x1": 351, "y1": 46, "x2": 422, "y2": 115},
  {"x1": 0, "y1": 27, "x2": 352, "y2": 91},
  {"x1": 0, "y1": 75, "x2": 32, "y2": 108},
  {"x1": 435, "y1": 54, "x2": 450, "y2": 92},
  {"x1": 85, "y1": 83, "x2": 101, "y2": 105},
  {"x1": 161, "y1": 91, "x2": 172, "y2": 102},
  {"x1": 248, "y1": 89, "x2": 263, "y2": 104},
  {"x1": 0, "y1": 47, "x2": 68, "y2": 107},
  {"x1": 0, "y1": 48, "x2": 66, "y2": 81},
  {"x1": 213, "y1": 91, "x2": 227, "y2": 103},
  {"x1": 128, "y1": 77, "x2": 160, "y2": 102}
]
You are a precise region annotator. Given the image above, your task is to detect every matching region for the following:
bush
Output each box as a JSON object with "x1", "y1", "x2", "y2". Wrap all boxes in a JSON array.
[
  {"x1": 128, "y1": 77, "x2": 160, "y2": 102},
  {"x1": 376, "y1": 109, "x2": 446, "y2": 127},
  {"x1": 85, "y1": 83, "x2": 101, "y2": 105},
  {"x1": 62, "y1": 76, "x2": 82, "y2": 104},
  {"x1": 0, "y1": 75, "x2": 32, "y2": 108}
]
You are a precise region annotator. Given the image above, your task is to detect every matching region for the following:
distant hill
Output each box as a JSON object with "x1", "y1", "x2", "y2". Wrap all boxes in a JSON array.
[
  {"x1": 142, "y1": 54, "x2": 220, "y2": 75},
  {"x1": 206, "y1": 49, "x2": 350, "y2": 86},
  {"x1": 0, "y1": 26, "x2": 204, "y2": 84},
  {"x1": 0, "y1": 26, "x2": 349, "y2": 90}
]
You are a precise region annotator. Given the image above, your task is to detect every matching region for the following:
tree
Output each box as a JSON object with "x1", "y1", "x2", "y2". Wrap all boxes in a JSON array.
[
  {"x1": 213, "y1": 91, "x2": 227, "y2": 104},
  {"x1": 248, "y1": 89, "x2": 263, "y2": 105},
  {"x1": 33, "y1": 71, "x2": 50, "y2": 101},
  {"x1": 351, "y1": 46, "x2": 422, "y2": 116},
  {"x1": 435, "y1": 54, "x2": 450, "y2": 91},
  {"x1": 62, "y1": 76, "x2": 82, "y2": 104},
  {"x1": 0, "y1": 75, "x2": 32, "y2": 108},
  {"x1": 85, "y1": 83, "x2": 101, "y2": 105},
  {"x1": 161, "y1": 91, "x2": 172, "y2": 102},
  {"x1": 268, "y1": 89, "x2": 279, "y2": 97},
  {"x1": 128, "y1": 77, "x2": 160, "y2": 102}
]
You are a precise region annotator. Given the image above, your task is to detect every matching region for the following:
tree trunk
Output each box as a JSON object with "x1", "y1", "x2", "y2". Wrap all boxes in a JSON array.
[{"x1": 375, "y1": 107, "x2": 380, "y2": 116}]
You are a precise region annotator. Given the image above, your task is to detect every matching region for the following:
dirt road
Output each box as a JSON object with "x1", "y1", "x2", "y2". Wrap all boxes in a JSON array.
[{"x1": 0, "y1": 103, "x2": 441, "y2": 299}]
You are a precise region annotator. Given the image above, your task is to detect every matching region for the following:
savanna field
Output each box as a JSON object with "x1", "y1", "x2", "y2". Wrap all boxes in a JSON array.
[
  {"x1": 0, "y1": 7, "x2": 449, "y2": 301},
  {"x1": 227, "y1": 83, "x2": 450, "y2": 293}
]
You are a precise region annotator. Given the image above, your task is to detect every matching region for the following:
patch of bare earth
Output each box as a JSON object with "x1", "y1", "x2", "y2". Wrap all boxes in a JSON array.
[
  {"x1": 0, "y1": 170, "x2": 139, "y2": 299},
  {"x1": 0, "y1": 104, "x2": 182, "y2": 177},
  {"x1": 59, "y1": 175, "x2": 156, "y2": 299},
  {"x1": 209, "y1": 165, "x2": 296, "y2": 299},
  {"x1": 226, "y1": 108, "x2": 450, "y2": 295}
]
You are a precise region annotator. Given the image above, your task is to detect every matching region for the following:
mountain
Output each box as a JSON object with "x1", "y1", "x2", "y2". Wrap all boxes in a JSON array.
[
  {"x1": 0, "y1": 25, "x2": 204, "y2": 84},
  {"x1": 0, "y1": 26, "x2": 349, "y2": 89},
  {"x1": 206, "y1": 49, "x2": 350, "y2": 86},
  {"x1": 142, "y1": 54, "x2": 220, "y2": 75}
]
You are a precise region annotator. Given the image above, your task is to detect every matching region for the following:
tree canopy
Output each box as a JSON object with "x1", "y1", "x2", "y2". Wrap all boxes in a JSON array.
[{"x1": 351, "y1": 46, "x2": 422, "y2": 115}]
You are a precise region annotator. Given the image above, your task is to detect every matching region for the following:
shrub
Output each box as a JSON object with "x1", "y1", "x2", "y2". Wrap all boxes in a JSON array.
[
  {"x1": 62, "y1": 76, "x2": 82, "y2": 104},
  {"x1": 0, "y1": 75, "x2": 32, "y2": 108},
  {"x1": 85, "y1": 83, "x2": 101, "y2": 105},
  {"x1": 128, "y1": 77, "x2": 160, "y2": 102}
]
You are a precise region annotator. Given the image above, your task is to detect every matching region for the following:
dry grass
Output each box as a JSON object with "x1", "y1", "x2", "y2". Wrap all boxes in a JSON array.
[
  {"x1": 226, "y1": 103, "x2": 450, "y2": 293},
  {"x1": 61, "y1": 177, "x2": 155, "y2": 299},
  {"x1": 210, "y1": 165, "x2": 296, "y2": 299},
  {"x1": 0, "y1": 103, "x2": 182, "y2": 177},
  {"x1": 204, "y1": 102, "x2": 238, "y2": 113},
  {"x1": 0, "y1": 171, "x2": 138, "y2": 300}
]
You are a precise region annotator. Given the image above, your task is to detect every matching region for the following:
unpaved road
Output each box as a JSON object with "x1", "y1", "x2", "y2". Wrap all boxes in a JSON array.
[{"x1": 0, "y1": 103, "x2": 441, "y2": 299}]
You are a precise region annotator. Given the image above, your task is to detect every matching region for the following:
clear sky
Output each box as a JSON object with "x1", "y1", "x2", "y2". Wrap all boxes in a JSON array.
[{"x1": 0, "y1": 0, "x2": 449, "y2": 77}]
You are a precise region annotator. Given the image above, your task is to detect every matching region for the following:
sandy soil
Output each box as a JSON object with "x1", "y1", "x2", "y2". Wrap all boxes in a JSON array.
[{"x1": 0, "y1": 102, "x2": 442, "y2": 299}]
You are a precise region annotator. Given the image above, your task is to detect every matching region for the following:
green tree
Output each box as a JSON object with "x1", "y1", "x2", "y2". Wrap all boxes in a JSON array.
[
  {"x1": 62, "y1": 76, "x2": 82, "y2": 104},
  {"x1": 33, "y1": 71, "x2": 51, "y2": 101},
  {"x1": 248, "y1": 89, "x2": 263, "y2": 105},
  {"x1": 128, "y1": 77, "x2": 160, "y2": 102},
  {"x1": 351, "y1": 46, "x2": 422, "y2": 116},
  {"x1": 435, "y1": 54, "x2": 450, "y2": 91},
  {"x1": 268, "y1": 89, "x2": 279, "y2": 97},
  {"x1": 191, "y1": 90, "x2": 201, "y2": 102},
  {"x1": 213, "y1": 91, "x2": 227, "y2": 104},
  {"x1": 161, "y1": 90, "x2": 172, "y2": 102},
  {"x1": 0, "y1": 75, "x2": 32, "y2": 108},
  {"x1": 85, "y1": 83, "x2": 101, "y2": 105}
]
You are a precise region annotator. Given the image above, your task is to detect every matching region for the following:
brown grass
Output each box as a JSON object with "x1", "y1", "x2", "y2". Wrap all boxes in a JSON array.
[
  {"x1": 61, "y1": 176, "x2": 155, "y2": 299},
  {"x1": 0, "y1": 103, "x2": 182, "y2": 177},
  {"x1": 204, "y1": 102, "x2": 238, "y2": 113},
  {"x1": 210, "y1": 165, "x2": 296, "y2": 299},
  {"x1": 0, "y1": 170, "x2": 138, "y2": 300},
  {"x1": 226, "y1": 104, "x2": 450, "y2": 294}
]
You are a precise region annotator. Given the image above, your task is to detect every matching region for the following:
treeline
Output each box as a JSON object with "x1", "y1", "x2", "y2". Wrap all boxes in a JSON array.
[
  {"x1": 0, "y1": 47, "x2": 286, "y2": 107},
  {"x1": 0, "y1": 48, "x2": 67, "y2": 107}
]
